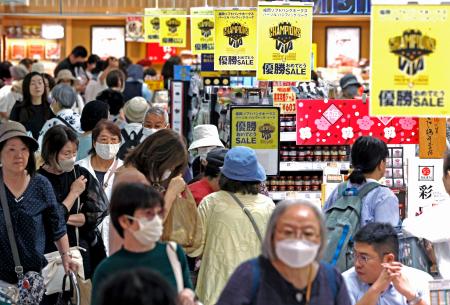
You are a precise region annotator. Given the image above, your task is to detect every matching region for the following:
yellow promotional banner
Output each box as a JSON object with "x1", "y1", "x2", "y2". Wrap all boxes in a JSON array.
[
  {"x1": 230, "y1": 107, "x2": 280, "y2": 175},
  {"x1": 160, "y1": 9, "x2": 187, "y2": 47},
  {"x1": 256, "y1": 2, "x2": 313, "y2": 81},
  {"x1": 371, "y1": 4, "x2": 450, "y2": 117},
  {"x1": 214, "y1": 8, "x2": 257, "y2": 71},
  {"x1": 144, "y1": 8, "x2": 161, "y2": 43},
  {"x1": 191, "y1": 7, "x2": 215, "y2": 55}
]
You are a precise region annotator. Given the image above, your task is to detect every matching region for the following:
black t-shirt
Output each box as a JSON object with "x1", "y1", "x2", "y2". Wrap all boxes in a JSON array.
[
  {"x1": 10, "y1": 104, "x2": 53, "y2": 139},
  {"x1": 54, "y1": 57, "x2": 76, "y2": 77},
  {"x1": 94, "y1": 170, "x2": 106, "y2": 186}
]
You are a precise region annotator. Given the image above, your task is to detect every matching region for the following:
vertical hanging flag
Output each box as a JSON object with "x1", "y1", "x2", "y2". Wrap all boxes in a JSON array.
[
  {"x1": 371, "y1": 3, "x2": 450, "y2": 117},
  {"x1": 256, "y1": 1, "x2": 313, "y2": 81},
  {"x1": 191, "y1": 7, "x2": 215, "y2": 54},
  {"x1": 160, "y1": 9, "x2": 187, "y2": 47},
  {"x1": 214, "y1": 7, "x2": 257, "y2": 71},
  {"x1": 144, "y1": 8, "x2": 161, "y2": 43}
]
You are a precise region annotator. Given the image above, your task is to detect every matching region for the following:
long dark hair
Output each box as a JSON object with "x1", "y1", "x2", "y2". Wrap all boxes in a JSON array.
[
  {"x1": 124, "y1": 129, "x2": 187, "y2": 187},
  {"x1": 348, "y1": 136, "x2": 389, "y2": 184},
  {"x1": 16, "y1": 72, "x2": 52, "y2": 122}
]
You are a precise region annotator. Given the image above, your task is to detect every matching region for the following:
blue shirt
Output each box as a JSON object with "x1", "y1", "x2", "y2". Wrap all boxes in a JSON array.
[
  {"x1": 77, "y1": 133, "x2": 92, "y2": 161},
  {"x1": 0, "y1": 174, "x2": 66, "y2": 284},
  {"x1": 324, "y1": 179, "x2": 400, "y2": 227},
  {"x1": 343, "y1": 266, "x2": 433, "y2": 305}
]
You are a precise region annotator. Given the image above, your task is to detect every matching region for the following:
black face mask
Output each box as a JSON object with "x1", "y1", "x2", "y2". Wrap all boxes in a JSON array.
[{"x1": 74, "y1": 62, "x2": 84, "y2": 67}]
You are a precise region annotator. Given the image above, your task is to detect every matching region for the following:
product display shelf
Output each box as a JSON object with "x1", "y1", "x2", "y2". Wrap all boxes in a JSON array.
[
  {"x1": 269, "y1": 191, "x2": 322, "y2": 201},
  {"x1": 280, "y1": 132, "x2": 297, "y2": 142},
  {"x1": 280, "y1": 161, "x2": 351, "y2": 172}
]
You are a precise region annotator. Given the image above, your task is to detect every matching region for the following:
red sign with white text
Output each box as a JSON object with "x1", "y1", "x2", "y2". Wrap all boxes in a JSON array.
[
  {"x1": 146, "y1": 43, "x2": 177, "y2": 64},
  {"x1": 296, "y1": 99, "x2": 419, "y2": 145}
]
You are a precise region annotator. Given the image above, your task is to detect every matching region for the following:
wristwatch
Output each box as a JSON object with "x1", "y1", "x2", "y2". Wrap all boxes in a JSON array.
[{"x1": 406, "y1": 292, "x2": 422, "y2": 305}]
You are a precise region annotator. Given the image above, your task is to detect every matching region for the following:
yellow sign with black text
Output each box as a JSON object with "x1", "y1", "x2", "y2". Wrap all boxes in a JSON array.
[
  {"x1": 214, "y1": 8, "x2": 257, "y2": 71},
  {"x1": 160, "y1": 9, "x2": 187, "y2": 47},
  {"x1": 257, "y1": 2, "x2": 313, "y2": 81},
  {"x1": 231, "y1": 107, "x2": 280, "y2": 175},
  {"x1": 191, "y1": 7, "x2": 215, "y2": 55},
  {"x1": 144, "y1": 8, "x2": 161, "y2": 43},
  {"x1": 371, "y1": 4, "x2": 450, "y2": 117}
]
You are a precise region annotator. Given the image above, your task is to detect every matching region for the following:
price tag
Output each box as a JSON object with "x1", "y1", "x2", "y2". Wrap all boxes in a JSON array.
[
  {"x1": 273, "y1": 86, "x2": 296, "y2": 114},
  {"x1": 286, "y1": 191, "x2": 297, "y2": 199}
]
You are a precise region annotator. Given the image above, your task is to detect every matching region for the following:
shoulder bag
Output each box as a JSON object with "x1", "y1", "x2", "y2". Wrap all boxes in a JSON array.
[
  {"x1": 0, "y1": 171, "x2": 45, "y2": 305},
  {"x1": 227, "y1": 192, "x2": 263, "y2": 243}
]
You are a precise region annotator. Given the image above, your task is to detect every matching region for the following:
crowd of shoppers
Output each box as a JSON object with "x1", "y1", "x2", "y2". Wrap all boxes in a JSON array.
[{"x1": 0, "y1": 45, "x2": 445, "y2": 305}]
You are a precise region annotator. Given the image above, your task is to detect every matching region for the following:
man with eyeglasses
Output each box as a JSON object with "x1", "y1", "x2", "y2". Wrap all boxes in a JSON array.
[{"x1": 342, "y1": 223, "x2": 432, "y2": 305}]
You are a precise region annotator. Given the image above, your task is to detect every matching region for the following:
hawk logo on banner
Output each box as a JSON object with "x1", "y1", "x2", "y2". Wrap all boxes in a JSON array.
[
  {"x1": 166, "y1": 18, "x2": 181, "y2": 33},
  {"x1": 269, "y1": 22, "x2": 301, "y2": 54},
  {"x1": 198, "y1": 19, "x2": 214, "y2": 38},
  {"x1": 389, "y1": 30, "x2": 436, "y2": 77},
  {"x1": 259, "y1": 123, "x2": 275, "y2": 142},
  {"x1": 224, "y1": 23, "x2": 249, "y2": 48},
  {"x1": 151, "y1": 17, "x2": 160, "y2": 30}
]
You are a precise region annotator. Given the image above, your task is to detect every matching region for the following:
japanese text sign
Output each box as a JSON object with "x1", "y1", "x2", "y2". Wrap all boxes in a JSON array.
[
  {"x1": 273, "y1": 86, "x2": 297, "y2": 114},
  {"x1": 214, "y1": 8, "x2": 257, "y2": 71},
  {"x1": 191, "y1": 7, "x2": 215, "y2": 54},
  {"x1": 230, "y1": 107, "x2": 280, "y2": 175},
  {"x1": 371, "y1": 4, "x2": 450, "y2": 117},
  {"x1": 144, "y1": 8, "x2": 161, "y2": 43},
  {"x1": 419, "y1": 118, "x2": 447, "y2": 159},
  {"x1": 160, "y1": 9, "x2": 187, "y2": 47},
  {"x1": 296, "y1": 99, "x2": 419, "y2": 145},
  {"x1": 256, "y1": 2, "x2": 313, "y2": 81}
]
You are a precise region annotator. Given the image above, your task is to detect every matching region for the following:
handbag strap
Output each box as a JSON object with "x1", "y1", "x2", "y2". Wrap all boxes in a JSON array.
[
  {"x1": 227, "y1": 192, "x2": 263, "y2": 243},
  {"x1": 0, "y1": 170, "x2": 23, "y2": 279},
  {"x1": 73, "y1": 169, "x2": 80, "y2": 248}
]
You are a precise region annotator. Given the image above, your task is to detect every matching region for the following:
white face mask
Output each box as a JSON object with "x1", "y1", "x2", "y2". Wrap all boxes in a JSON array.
[
  {"x1": 142, "y1": 128, "x2": 158, "y2": 138},
  {"x1": 197, "y1": 146, "x2": 215, "y2": 162},
  {"x1": 127, "y1": 215, "x2": 163, "y2": 246},
  {"x1": 95, "y1": 142, "x2": 120, "y2": 160},
  {"x1": 275, "y1": 239, "x2": 320, "y2": 268},
  {"x1": 58, "y1": 157, "x2": 76, "y2": 173}
]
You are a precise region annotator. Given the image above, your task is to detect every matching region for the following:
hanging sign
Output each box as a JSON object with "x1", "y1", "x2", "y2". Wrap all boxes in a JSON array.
[
  {"x1": 419, "y1": 118, "x2": 447, "y2": 159},
  {"x1": 273, "y1": 86, "x2": 297, "y2": 114},
  {"x1": 256, "y1": 2, "x2": 313, "y2": 81},
  {"x1": 191, "y1": 7, "x2": 215, "y2": 54},
  {"x1": 144, "y1": 8, "x2": 161, "y2": 43},
  {"x1": 296, "y1": 99, "x2": 419, "y2": 145},
  {"x1": 214, "y1": 7, "x2": 257, "y2": 71},
  {"x1": 230, "y1": 107, "x2": 280, "y2": 175},
  {"x1": 126, "y1": 16, "x2": 144, "y2": 42},
  {"x1": 160, "y1": 9, "x2": 187, "y2": 47},
  {"x1": 371, "y1": 4, "x2": 450, "y2": 117}
]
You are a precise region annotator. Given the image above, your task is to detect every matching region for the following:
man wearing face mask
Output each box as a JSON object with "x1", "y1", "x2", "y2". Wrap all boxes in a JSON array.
[
  {"x1": 217, "y1": 200, "x2": 351, "y2": 305},
  {"x1": 92, "y1": 183, "x2": 197, "y2": 305},
  {"x1": 339, "y1": 74, "x2": 362, "y2": 99},
  {"x1": 343, "y1": 223, "x2": 432, "y2": 305},
  {"x1": 117, "y1": 96, "x2": 150, "y2": 160},
  {"x1": 188, "y1": 124, "x2": 225, "y2": 180},
  {"x1": 142, "y1": 106, "x2": 170, "y2": 139}
]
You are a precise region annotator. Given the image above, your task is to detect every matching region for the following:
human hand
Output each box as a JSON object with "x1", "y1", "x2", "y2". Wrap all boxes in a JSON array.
[
  {"x1": 62, "y1": 254, "x2": 79, "y2": 274},
  {"x1": 387, "y1": 262, "x2": 416, "y2": 301},
  {"x1": 370, "y1": 266, "x2": 393, "y2": 295},
  {"x1": 178, "y1": 289, "x2": 196, "y2": 305},
  {"x1": 167, "y1": 175, "x2": 186, "y2": 197},
  {"x1": 70, "y1": 175, "x2": 87, "y2": 196}
]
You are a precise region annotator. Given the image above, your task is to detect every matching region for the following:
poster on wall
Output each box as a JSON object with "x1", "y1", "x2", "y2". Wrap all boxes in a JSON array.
[
  {"x1": 159, "y1": 9, "x2": 187, "y2": 47},
  {"x1": 214, "y1": 7, "x2": 257, "y2": 71},
  {"x1": 91, "y1": 26, "x2": 126, "y2": 59},
  {"x1": 191, "y1": 7, "x2": 215, "y2": 54},
  {"x1": 45, "y1": 42, "x2": 61, "y2": 60},
  {"x1": 230, "y1": 107, "x2": 280, "y2": 175},
  {"x1": 146, "y1": 43, "x2": 177, "y2": 64},
  {"x1": 10, "y1": 41, "x2": 26, "y2": 60},
  {"x1": 326, "y1": 27, "x2": 360, "y2": 67},
  {"x1": 371, "y1": 4, "x2": 450, "y2": 117},
  {"x1": 295, "y1": 99, "x2": 420, "y2": 145},
  {"x1": 28, "y1": 42, "x2": 45, "y2": 60},
  {"x1": 419, "y1": 118, "x2": 447, "y2": 159},
  {"x1": 126, "y1": 16, "x2": 144, "y2": 42},
  {"x1": 256, "y1": 2, "x2": 313, "y2": 81}
]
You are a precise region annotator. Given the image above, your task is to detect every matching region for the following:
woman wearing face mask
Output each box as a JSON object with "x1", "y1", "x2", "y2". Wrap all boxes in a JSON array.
[
  {"x1": 77, "y1": 120, "x2": 123, "y2": 256},
  {"x1": 10, "y1": 71, "x2": 54, "y2": 139},
  {"x1": 38, "y1": 125, "x2": 109, "y2": 280},
  {"x1": 92, "y1": 183, "x2": 196, "y2": 305},
  {"x1": 110, "y1": 129, "x2": 188, "y2": 254},
  {"x1": 216, "y1": 200, "x2": 352, "y2": 305}
]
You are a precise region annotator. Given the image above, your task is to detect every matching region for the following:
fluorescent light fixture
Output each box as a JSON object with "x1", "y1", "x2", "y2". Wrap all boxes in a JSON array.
[{"x1": 41, "y1": 24, "x2": 64, "y2": 39}]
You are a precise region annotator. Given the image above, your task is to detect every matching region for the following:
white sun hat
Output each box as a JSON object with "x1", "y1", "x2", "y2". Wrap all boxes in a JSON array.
[{"x1": 188, "y1": 124, "x2": 224, "y2": 151}]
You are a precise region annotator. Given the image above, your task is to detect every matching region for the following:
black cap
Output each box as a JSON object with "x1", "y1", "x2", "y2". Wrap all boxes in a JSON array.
[
  {"x1": 339, "y1": 74, "x2": 361, "y2": 90},
  {"x1": 206, "y1": 148, "x2": 228, "y2": 169}
]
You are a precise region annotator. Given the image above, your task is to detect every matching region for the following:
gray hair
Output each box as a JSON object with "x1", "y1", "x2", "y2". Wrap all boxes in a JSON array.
[
  {"x1": 145, "y1": 106, "x2": 169, "y2": 124},
  {"x1": 51, "y1": 84, "x2": 77, "y2": 109},
  {"x1": 261, "y1": 200, "x2": 327, "y2": 262}
]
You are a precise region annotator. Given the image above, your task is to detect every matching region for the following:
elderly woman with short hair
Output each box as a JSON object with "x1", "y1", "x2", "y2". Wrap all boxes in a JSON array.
[{"x1": 216, "y1": 200, "x2": 352, "y2": 305}]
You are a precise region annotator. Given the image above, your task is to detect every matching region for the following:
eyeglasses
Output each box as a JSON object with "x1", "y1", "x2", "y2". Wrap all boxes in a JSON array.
[{"x1": 353, "y1": 252, "x2": 376, "y2": 265}]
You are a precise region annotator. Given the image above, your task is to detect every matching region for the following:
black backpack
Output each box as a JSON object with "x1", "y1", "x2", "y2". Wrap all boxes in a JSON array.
[{"x1": 117, "y1": 128, "x2": 144, "y2": 160}]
